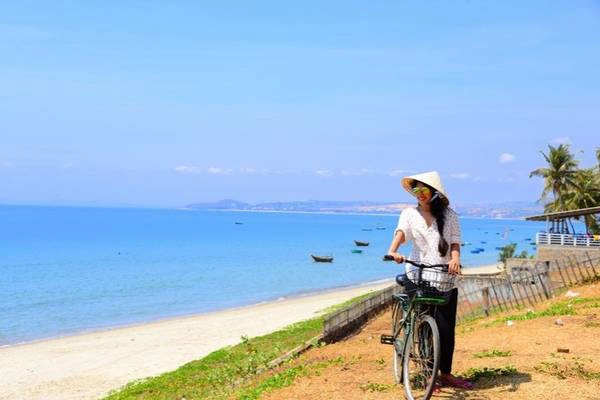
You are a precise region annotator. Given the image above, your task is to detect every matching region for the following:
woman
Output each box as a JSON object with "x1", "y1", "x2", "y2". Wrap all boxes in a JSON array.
[{"x1": 386, "y1": 171, "x2": 474, "y2": 390}]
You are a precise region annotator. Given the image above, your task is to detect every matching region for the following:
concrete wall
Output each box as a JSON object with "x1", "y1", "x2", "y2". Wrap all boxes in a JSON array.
[{"x1": 536, "y1": 245, "x2": 600, "y2": 262}]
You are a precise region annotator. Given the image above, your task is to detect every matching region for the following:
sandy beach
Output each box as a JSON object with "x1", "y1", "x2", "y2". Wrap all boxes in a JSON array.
[
  {"x1": 0, "y1": 280, "x2": 395, "y2": 400},
  {"x1": 462, "y1": 262, "x2": 505, "y2": 276},
  {"x1": 0, "y1": 264, "x2": 500, "y2": 400}
]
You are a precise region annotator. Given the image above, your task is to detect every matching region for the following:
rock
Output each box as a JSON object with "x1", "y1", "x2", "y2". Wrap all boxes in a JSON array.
[
  {"x1": 506, "y1": 320, "x2": 514, "y2": 327},
  {"x1": 565, "y1": 290, "x2": 580, "y2": 298},
  {"x1": 554, "y1": 319, "x2": 564, "y2": 326}
]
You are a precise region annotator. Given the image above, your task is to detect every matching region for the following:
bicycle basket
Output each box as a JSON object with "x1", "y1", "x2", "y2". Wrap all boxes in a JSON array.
[{"x1": 406, "y1": 267, "x2": 456, "y2": 295}]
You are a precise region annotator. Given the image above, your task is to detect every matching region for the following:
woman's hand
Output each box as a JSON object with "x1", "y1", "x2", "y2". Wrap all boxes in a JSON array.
[
  {"x1": 387, "y1": 252, "x2": 405, "y2": 264},
  {"x1": 448, "y1": 258, "x2": 461, "y2": 275}
]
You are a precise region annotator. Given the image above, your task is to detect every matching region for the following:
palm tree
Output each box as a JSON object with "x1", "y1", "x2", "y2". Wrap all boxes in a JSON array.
[
  {"x1": 562, "y1": 168, "x2": 600, "y2": 233},
  {"x1": 529, "y1": 144, "x2": 580, "y2": 211}
]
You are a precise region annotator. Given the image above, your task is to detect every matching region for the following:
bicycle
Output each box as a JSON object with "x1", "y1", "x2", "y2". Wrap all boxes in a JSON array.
[{"x1": 380, "y1": 256, "x2": 457, "y2": 400}]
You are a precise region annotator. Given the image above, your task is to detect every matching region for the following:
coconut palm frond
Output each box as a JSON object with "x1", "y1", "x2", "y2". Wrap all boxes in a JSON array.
[{"x1": 530, "y1": 143, "x2": 580, "y2": 211}]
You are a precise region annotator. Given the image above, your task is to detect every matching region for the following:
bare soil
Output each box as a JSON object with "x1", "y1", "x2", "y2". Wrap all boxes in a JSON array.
[{"x1": 258, "y1": 283, "x2": 600, "y2": 400}]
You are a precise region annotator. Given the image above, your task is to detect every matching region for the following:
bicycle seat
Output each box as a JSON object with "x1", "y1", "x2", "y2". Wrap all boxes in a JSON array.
[{"x1": 395, "y1": 273, "x2": 409, "y2": 286}]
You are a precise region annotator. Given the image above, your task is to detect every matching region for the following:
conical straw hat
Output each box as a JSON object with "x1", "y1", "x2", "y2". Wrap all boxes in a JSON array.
[{"x1": 401, "y1": 171, "x2": 450, "y2": 206}]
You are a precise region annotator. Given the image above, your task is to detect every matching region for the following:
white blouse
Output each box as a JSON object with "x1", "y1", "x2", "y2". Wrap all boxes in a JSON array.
[{"x1": 394, "y1": 207, "x2": 461, "y2": 290}]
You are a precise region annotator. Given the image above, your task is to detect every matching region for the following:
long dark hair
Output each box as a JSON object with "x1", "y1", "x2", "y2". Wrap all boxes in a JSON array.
[{"x1": 410, "y1": 180, "x2": 449, "y2": 257}]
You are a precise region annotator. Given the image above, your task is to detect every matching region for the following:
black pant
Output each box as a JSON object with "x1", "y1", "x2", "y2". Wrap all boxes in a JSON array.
[{"x1": 429, "y1": 288, "x2": 458, "y2": 374}]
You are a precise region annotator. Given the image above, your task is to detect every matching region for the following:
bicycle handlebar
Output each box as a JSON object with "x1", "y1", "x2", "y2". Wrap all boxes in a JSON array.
[{"x1": 383, "y1": 255, "x2": 450, "y2": 271}]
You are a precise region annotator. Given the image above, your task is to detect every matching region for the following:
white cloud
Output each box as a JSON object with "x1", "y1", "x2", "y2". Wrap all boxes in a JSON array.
[
  {"x1": 450, "y1": 172, "x2": 471, "y2": 180},
  {"x1": 315, "y1": 169, "x2": 334, "y2": 177},
  {"x1": 174, "y1": 165, "x2": 203, "y2": 174},
  {"x1": 175, "y1": 166, "x2": 284, "y2": 175},
  {"x1": 340, "y1": 168, "x2": 375, "y2": 176},
  {"x1": 552, "y1": 136, "x2": 571, "y2": 145},
  {"x1": 207, "y1": 166, "x2": 232, "y2": 175},
  {"x1": 499, "y1": 153, "x2": 516, "y2": 164},
  {"x1": 389, "y1": 170, "x2": 410, "y2": 177}
]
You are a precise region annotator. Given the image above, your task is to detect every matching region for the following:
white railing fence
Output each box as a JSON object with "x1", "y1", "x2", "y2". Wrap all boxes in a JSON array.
[{"x1": 536, "y1": 232, "x2": 600, "y2": 247}]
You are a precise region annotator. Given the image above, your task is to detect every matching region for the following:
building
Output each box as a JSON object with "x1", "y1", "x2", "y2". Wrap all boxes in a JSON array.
[{"x1": 525, "y1": 206, "x2": 600, "y2": 261}]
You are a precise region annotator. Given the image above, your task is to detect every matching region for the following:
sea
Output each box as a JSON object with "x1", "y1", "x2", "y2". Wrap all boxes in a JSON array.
[{"x1": 0, "y1": 205, "x2": 548, "y2": 346}]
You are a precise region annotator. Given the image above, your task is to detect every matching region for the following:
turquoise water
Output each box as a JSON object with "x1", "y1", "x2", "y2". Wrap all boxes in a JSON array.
[{"x1": 0, "y1": 205, "x2": 546, "y2": 345}]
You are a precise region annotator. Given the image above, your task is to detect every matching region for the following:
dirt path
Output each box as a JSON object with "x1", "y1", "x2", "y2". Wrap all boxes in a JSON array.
[{"x1": 257, "y1": 283, "x2": 600, "y2": 400}]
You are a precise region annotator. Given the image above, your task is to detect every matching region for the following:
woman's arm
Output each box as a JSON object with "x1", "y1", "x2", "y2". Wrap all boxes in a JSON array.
[
  {"x1": 387, "y1": 230, "x2": 406, "y2": 263},
  {"x1": 446, "y1": 209, "x2": 462, "y2": 274},
  {"x1": 449, "y1": 243, "x2": 461, "y2": 274}
]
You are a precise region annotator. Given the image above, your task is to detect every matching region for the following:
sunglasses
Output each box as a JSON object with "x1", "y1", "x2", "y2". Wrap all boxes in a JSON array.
[{"x1": 411, "y1": 187, "x2": 431, "y2": 195}]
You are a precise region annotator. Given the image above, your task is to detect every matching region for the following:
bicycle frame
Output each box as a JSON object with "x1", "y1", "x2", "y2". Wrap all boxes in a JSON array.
[{"x1": 390, "y1": 287, "x2": 432, "y2": 356}]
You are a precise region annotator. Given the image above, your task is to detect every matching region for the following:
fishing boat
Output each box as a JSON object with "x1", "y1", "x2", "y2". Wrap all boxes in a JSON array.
[
  {"x1": 361, "y1": 228, "x2": 373, "y2": 231},
  {"x1": 234, "y1": 222, "x2": 244, "y2": 225},
  {"x1": 351, "y1": 249, "x2": 363, "y2": 254},
  {"x1": 311, "y1": 255, "x2": 334, "y2": 263},
  {"x1": 354, "y1": 240, "x2": 370, "y2": 247}
]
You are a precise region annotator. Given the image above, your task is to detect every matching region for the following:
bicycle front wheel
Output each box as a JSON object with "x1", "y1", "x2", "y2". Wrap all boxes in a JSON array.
[
  {"x1": 402, "y1": 315, "x2": 440, "y2": 400},
  {"x1": 391, "y1": 301, "x2": 406, "y2": 383}
]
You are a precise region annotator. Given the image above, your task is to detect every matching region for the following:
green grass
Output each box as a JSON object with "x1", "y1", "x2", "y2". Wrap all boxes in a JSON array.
[
  {"x1": 319, "y1": 291, "x2": 377, "y2": 315},
  {"x1": 491, "y1": 295, "x2": 600, "y2": 324},
  {"x1": 535, "y1": 360, "x2": 600, "y2": 381},
  {"x1": 495, "y1": 301, "x2": 577, "y2": 324},
  {"x1": 473, "y1": 349, "x2": 512, "y2": 358},
  {"x1": 103, "y1": 291, "x2": 380, "y2": 400},
  {"x1": 235, "y1": 357, "x2": 345, "y2": 400},
  {"x1": 462, "y1": 365, "x2": 518, "y2": 381},
  {"x1": 359, "y1": 382, "x2": 396, "y2": 392}
]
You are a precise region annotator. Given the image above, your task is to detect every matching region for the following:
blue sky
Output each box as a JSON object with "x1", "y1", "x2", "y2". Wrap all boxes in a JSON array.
[{"x1": 1, "y1": 1, "x2": 599, "y2": 207}]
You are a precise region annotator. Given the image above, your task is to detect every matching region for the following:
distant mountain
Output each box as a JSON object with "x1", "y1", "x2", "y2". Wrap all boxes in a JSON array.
[
  {"x1": 454, "y1": 202, "x2": 543, "y2": 219},
  {"x1": 185, "y1": 199, "x2": 543, "y2": 219},
  {"x1": 187, "y1": 199, "x2": 251, "y2": 210}
]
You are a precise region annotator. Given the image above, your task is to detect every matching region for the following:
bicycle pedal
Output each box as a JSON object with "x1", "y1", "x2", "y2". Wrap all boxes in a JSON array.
[{"x1": 380, "y1": 334, "x2": 395, "y2": 345}]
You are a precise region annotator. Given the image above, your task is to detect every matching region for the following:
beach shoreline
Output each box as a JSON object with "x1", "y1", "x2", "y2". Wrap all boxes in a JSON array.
[
  {"x1": 0, "y1": 279, "x2": 396, "y2": 400},
  {"x1": 0, "y1": 277, "x2": 397, "y2": 350},
  {"x1": 0, "y1": 264, "x2": 500, "y2": 400},
  {"x1": 1, "y1": 264, "x2": 498, "y2": 350}
]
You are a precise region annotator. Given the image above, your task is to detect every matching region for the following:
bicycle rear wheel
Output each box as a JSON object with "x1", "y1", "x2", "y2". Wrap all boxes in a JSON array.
[
  {"x1": 391, "y1": 301, "x2": 406, "y2": 383},
  {"x1": 402, "y1": 315, "x2": 440, "y2": 400}
]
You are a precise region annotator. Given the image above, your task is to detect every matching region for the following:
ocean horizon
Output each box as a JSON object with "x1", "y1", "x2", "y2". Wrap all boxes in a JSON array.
[{"x1": 0, "y1": 205, "x2": 547, "y2": 346}]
